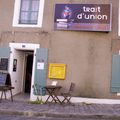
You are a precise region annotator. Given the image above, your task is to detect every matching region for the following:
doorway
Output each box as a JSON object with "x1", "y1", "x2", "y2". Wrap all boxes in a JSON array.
[
  {"x1": 9, "y1": 43, "x2": 48, "y2": 101},
  {"x1": 9, "y1": 43, "x2": 40, "y2": 98},
  {"x1": 24, "y1": 53, "x2": 33, "y2": 93}
]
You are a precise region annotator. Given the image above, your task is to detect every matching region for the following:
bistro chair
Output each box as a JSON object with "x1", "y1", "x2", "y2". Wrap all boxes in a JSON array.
[{"x1": 61, "y1": 82, "x2": 75, "y2": 104}]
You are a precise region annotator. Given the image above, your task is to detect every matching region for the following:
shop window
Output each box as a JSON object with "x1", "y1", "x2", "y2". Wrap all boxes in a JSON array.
[{"x1": 12, "y1": 0, "x2": 44, "y2": 27}]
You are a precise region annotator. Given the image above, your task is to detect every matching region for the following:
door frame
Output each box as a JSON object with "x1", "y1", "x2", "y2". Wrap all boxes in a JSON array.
[{"x1": 9, "y1": 43, "x2": 40, "y2": 97}]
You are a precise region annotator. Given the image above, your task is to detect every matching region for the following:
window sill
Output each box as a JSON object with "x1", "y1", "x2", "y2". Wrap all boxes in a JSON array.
[{"x1": 13, "y1": 24, "x2": 42, "y2": 28}]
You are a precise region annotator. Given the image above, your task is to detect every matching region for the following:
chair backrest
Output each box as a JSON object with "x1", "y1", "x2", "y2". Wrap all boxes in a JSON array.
[{"x1": 69, "y1": 82, "x2": 75, "y2": 94}]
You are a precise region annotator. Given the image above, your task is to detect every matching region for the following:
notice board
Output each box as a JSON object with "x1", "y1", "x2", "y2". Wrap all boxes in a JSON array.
[{"x1": 48, "y1": 63, "x2": 66, "y2": 80}]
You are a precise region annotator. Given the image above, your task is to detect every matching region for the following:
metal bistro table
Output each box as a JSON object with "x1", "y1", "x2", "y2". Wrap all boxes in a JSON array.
[{"x1": 44, "y1": 85, "x2": 62, "y2": 104}]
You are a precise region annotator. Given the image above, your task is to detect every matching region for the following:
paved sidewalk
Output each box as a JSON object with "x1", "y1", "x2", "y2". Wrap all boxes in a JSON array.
[{"x1": 1, "y1": 99, "x2": 120, "y2": 119}]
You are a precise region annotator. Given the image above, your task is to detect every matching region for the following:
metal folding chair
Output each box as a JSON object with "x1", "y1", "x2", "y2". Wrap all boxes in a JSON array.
[{"x1": 61, "y1": 82, "x2": 75, "y2": 104}]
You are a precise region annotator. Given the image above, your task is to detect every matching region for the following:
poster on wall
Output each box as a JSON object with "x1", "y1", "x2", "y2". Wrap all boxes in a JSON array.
[
  {"x1": 0, "y1": 58, "x2": 9, "y2": 71},
  {"x1": 13, "y1": 59, "x2": 17, "y2": 72},
  {"x1": 37, "y1": 62, "x2": 44, "y2": 70},
  {"x1": 54, "y1": 4, "x2": 112, "y2": 32}
]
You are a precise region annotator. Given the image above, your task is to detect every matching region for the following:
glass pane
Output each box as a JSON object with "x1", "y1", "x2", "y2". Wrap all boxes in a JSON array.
[
  {"x1": 31, "y1": 12, "x2": 38, "y2": 21},
  {"x1": 21, "y1": 0, "x2": 29, "y2": 11},
  {"x1": 32, "y1": 0, "x2": 39, "y2": 11},
  {"x1": 20, "y1": 12, "x2": 29, "y2": 21}
]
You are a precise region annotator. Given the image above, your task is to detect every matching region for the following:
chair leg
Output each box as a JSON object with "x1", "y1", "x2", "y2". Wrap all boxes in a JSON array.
[
  {"x1": 4, "y1": 90, "x2": 7, "y2": 99},
  {"x1": 66, "y1": 97, "x2": 71, "y2": 103},
  {"x1": 62, "y1": 96, "x2": 71, "y2": 104},
  {"x1": 62, "y1": 97, "x2": 67, "y2": 103}
]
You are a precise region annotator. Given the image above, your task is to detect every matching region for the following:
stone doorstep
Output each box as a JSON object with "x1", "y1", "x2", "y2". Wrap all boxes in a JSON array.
[{"x1": 0, "y1": 109, "x2": 120, "y2": 119}]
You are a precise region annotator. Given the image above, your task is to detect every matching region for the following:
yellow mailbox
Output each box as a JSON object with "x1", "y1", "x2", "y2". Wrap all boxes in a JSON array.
[{"x1": 48, "y1": 63, "x2": 66, "y2": 79}]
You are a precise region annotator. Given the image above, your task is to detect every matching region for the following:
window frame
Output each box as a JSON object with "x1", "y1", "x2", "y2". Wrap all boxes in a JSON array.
[{"x1": 12, "y1": 0, "x2": 45, "y2": 28}]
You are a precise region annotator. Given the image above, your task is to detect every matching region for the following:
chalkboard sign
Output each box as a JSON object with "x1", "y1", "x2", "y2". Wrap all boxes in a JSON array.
[{"x1": 0, "y1": 73, "x2": 7, "y2": 85}]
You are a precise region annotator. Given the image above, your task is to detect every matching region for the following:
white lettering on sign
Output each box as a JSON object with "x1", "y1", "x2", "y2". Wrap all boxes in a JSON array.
[
  {"x1": 83, "y1": 6, "x2": 101, "y2": 12},
  {"x1": 77, "y1": 13, "x2": 107, "y2": 20},
  {"x1": 77, "y1": 6, "x2": 108, "y2": 21}
]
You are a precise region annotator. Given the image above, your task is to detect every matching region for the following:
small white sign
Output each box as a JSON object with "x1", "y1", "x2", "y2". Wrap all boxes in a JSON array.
[
  {"x1": 37, "y1": 62, "x2": 44, "y2": 70},
  {"x1": 51, "y1": 81, "x2": 58, "y2": 86}
]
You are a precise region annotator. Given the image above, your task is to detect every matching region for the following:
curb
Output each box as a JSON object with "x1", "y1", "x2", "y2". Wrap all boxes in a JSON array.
[{"x1": 0, "y1": 109, "x2": 120, "y2": 119}]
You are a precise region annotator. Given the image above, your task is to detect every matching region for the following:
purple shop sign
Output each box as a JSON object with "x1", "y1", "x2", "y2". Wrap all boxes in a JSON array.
[{"x1": 54, "y1": 4, "x2": 112, "y2": 32}]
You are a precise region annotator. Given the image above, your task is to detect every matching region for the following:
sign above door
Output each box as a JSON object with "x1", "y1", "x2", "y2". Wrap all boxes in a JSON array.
[{"x1": 54, "y1": 4, "x2": 112, "y2": 32}]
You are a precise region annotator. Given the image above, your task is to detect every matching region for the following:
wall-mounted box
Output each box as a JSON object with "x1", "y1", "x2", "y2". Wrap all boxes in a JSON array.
[{"x1": 48, "y1": 63, "x2": 66, "y2": 79}]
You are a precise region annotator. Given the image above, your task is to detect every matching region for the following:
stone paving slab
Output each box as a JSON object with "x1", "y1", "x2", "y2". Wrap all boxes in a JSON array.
[{"x1": 1, "y1": 100, "x2": 120, "y2": 119}]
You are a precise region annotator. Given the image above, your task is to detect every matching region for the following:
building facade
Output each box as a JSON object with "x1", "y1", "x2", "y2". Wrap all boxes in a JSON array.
[{"x1": 0, "y1": 0, "x2": 120, "y2": 100}]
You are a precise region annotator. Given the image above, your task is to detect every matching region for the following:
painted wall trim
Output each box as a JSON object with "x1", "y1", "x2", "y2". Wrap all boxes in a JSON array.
[{"x1": 12, "y1": 0, "x2": 45, "y2": 28}]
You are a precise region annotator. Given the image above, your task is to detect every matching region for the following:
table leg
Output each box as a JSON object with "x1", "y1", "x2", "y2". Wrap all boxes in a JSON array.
[
  {"x1": 45, "y1": 88, "x2": 58, "y2": 103},
  {"x1": 10, "y1": 89, "x2": 13, "y2": 102},
  {"x1": 45, "y1": 95, "x2": 51, "y2": 103},
  {"x1": 45, "y1": 86, "x2": 62, "y2": 104},
  {"x1": 4, "y1": 90, "x2": 7, "y2": 99},
  {"x1": 0, "y1": 91, "x2": 3, "y2": 102},
  {"x1": 54, "y1": 95, "x2": 61, "y2": 104}
]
